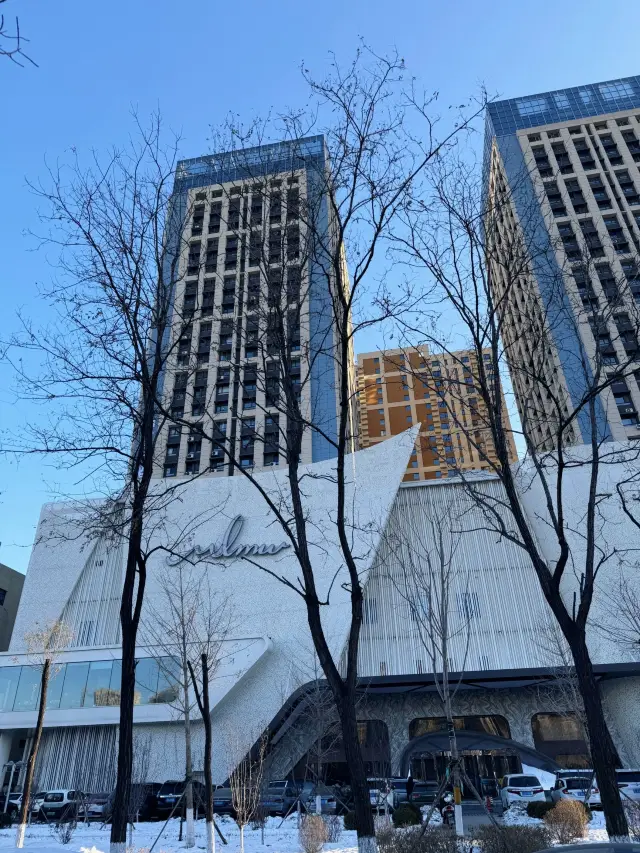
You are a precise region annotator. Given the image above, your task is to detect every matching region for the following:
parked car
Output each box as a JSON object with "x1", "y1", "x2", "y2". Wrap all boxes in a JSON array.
[
  {"x1": 302, "y1": 784, "x2": 337, "y2": 815},
  {"x1": 212, "y1": 786, "x2": 235, "y2": 816},
  {"x1": 261, "y1": 780, "x2": 301, "y2": 816},
  {"x1": 156, "y1": 781, "x2": 206, "y2": 818},
  {"x1": 499, "y1": 774, "x2": 545, "y2": 809},
  {"x1": 552, "y1": 776, "x2": 601, "y2": 808},
  {"x1": 406, "y1": 781, "x2": 439, "y2": 807},
  {"x1": 40, "y1": 790, "x2": 85, "y2": 821},
  {"x1": 617, "y1": 769, "x2": 640, "y2": 804},
  {"x1": 368, "y1": 779, "x2": 394, "y2": 812},
  {"x1": 5, "y1": 791, "x2": 46, "y2": 818},
  {"x1": 79, "y1": 792, "x2": 111, "y2": 822},
  {"x1": 103, "y1": 783, "x2": 162, "y2": 822}
]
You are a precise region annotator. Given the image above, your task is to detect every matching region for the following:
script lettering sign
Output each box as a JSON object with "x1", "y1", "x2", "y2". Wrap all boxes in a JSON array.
[{"x1": 166, "y1": 515, "x2": 290, "y2": 566}]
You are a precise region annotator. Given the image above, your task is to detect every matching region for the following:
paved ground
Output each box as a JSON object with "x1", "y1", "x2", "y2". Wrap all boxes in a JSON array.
[{"x1": 459, "y1": 800, "x2": 503, "y2": 833}]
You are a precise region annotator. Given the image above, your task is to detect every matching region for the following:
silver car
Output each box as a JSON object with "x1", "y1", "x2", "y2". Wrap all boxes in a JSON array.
[
  {"x1": 552, "y1": 776, "x2": 601, "y2": 808},
  {"x1": 617, "y1": 769, "x2": 640, "y2": 804}
]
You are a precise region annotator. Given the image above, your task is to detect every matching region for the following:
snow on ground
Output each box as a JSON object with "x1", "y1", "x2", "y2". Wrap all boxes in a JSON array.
[
  {"x1": 0, "y1": 816, "x2": 357, "y2": 853},
  {"x1": 0, "y1": 807, "x2": 612, "y2": 853}
]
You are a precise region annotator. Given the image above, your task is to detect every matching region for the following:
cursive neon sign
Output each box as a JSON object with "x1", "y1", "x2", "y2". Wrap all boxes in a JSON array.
[{"x1": 166, "y1": 515, "x2": 291, "y2": 565}]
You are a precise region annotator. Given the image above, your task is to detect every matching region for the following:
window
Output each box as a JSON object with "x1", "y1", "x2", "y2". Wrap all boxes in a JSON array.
[
  {"x1": 564, "y1": 179, "x2": 587, "y2": 214},
  {"x1": 599, "y1": 81, "x2": 635, "y2": 102},
  {"x1": 543, "y1": 181, "x2": 566, "y2": 217},
  {"x1": 0, "y1": 589, "x2": 6, "y2": 607},
  {"x1": 531, "y1": 713, "x2": 590, "y2": 768},
  {"x1": 573, "y1": 137, "x2": 596, "y2": 171},
  {"x1": 517, "y1": 97, "x2": 547, "y2": 118},
  {"x1": 163, "y1": 463, "x2": 177, "y2": 477},
  {"x1": 599, "y1": 134, "x2": 623, "y2": 165},
  {"x1": 551, "y1": 142, "x2": 573, "y2": 174},
  {"x1": 457, "y1": 591, "x2": 480, "y2": 619},
  {"x1": 363, "y1": 598, "x2": 377, "y2": 624},
  {"x1": 588, "y1": 174, "x2": 611, "y2": 209},
  {"x1": 531, "y1": 145, "x2": 552, "y2": 177},
  {"x1": 409, "y1": 716, "x2": 510, "y2": 740},
  {"x1": 579, "y1": 219, "x2": 604, "y2": 257},
  {"x1": 615, "y1": 170, "x2": 640, "y2": 205},
  {"x1": 603, "y1": 215, "x2": 629, "y2": 253}
]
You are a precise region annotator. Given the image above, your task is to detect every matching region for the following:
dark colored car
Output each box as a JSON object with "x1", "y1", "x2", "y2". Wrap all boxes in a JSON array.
[
  {"x1": 212, "y1": 787, "x2": 235, "y2": 816},
  {"x1": 156, "y1": 780, "x2": 206, "y2": 818},
  {"x1": 104, "y1": 783, "x2": 162, "y2": 822},
  {"x1": 261, "y1": 781, "x2": 301, "y2": 816},
  {"x1": 394, "y1": 779, "x2": 439, "y2": 807}
]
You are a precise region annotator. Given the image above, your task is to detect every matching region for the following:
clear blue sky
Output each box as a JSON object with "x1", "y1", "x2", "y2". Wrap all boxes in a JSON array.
[{"x1": 1, "y1": 0, "x2": 639, "y2": 573}]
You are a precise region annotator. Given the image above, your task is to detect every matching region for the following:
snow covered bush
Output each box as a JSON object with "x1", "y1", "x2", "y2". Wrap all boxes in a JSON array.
[
  {"x1": 543, "y1": 800, "x2": 588, "y2": 843},
  {"x1": 475, "y1": 823, "x2": 550, "y2": 853},
  {"x1": 299, "y1": 813, "x2": 328, "y2": 853}
]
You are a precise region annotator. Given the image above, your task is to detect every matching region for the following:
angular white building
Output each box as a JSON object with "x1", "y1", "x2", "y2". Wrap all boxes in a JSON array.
[{"x1": 2, "y1": 432, "x2": 638, "y2": 794}]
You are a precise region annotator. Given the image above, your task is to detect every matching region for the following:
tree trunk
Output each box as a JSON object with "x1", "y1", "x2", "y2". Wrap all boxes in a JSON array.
[
  {"x1": 570, "y1": 633, "x2": 628, "y2": 839},
  {"x1": 15, "y1": 659, "x2": 50, "y2": 849},
  {"x1": 338, "y1": 694, "x2": 377, "y2": 853},
  {"x1": 184, "y1": 693, "x2": 195, "y2": 847},
  {"x1": 110, "y1": 527, "x2": 145, "y2": 853},
  {"x1": 201, "y1": 655, "x2": 214, "y2": 853}
]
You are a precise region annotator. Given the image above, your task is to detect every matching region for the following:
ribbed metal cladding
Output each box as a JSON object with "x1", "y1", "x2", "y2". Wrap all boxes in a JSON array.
[
  {"x1": 29, "y1": 725, "x2": 117, "y2": 792},
  {"x1": 357, "y1": 480, "x2": 553, "y2": 678},
  {"x1": 60, "y1": 537, "x2": 124, "y2": 648}
]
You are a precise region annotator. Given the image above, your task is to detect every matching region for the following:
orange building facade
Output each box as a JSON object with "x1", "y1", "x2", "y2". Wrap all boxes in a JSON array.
[{"x1": 357, "y1": 346, "x2": 518, "y2": 482}]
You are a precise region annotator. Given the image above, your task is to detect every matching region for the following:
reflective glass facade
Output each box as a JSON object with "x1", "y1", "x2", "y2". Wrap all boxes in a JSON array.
[
  {"x1": 0, "y1": 657, "x2": 178, "y2": 712},
  {"x1": 486, "y1": 76, "x2": 640, "y2": 137}
]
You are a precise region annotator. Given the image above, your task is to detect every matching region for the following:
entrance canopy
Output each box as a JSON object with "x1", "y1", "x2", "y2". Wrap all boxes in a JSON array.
[{"x1": 400, "y1": 730, "x2": 560, "y2": 774}]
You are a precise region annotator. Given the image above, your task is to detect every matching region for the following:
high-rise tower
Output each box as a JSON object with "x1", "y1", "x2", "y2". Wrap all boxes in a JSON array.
[
  {"x1": 484, "y1": 77, "x2": 640, "y2": 447},
  {"x1": 156, "y1": 137, "x2": 356, "y2": 478},
  {"x1": 357, "y1": 346, "x2": 517, "y2": 481}
]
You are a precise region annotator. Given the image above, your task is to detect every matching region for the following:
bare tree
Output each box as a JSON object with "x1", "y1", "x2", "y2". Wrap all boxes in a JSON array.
[
  {"x1": 142, "y1": 563, "x2": 232, "y2": 848},
  {"x1": 228, "y1": 732, "x2": 268, "y2": 853},
  {"x1": 392, "y1": 149, "x2": 640, "y2": 837},
  {"x1": 600, "y1": 573, "x2": 640, "y2": 654},
  {"x1": 0, "y1": 0, "x2": 35, "y2": 66},
  {"x1": 148, "y1": 47, "x2": 484, "y2": 853},
  {"x1": 188, "y1": 654, "x2": 215, "y2": 853},
  {"x1": 15, "y1": 620, "x2": 73, "y2": 848},
  {"x1": 383, "y1": 496, "x2": 472, "y2": 836},
  {"x1": 0, "y1": 114, "x2": 225, "y2": 853}
]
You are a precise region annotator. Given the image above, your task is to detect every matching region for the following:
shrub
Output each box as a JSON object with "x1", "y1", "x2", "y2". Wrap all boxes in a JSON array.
[
  {"x1": 475, "y1": 824, "x2": 550, "y2": 853},
  {"x1": 323, "y1": 814, "x2": 342, "y2": 842},
  {"x1": 392, "y1": 802, "x2": 422, "y2": 827},
  {"x1": 49, "y1": 816, "x2": 78, "y2": 845},
  {"x1": 625, "y1": 800, "x2": 640, "y2": 841},
  {"x1": 543, "y1": 799, "x2": 588, "y2": 843},
  {"x1": 377, "y1": 825, "x2": 462, "y2": 853},
  {"x1": 526, "y1": 801, "x2": 555, "y2": 819},
  {"x1": 343, "y1": 810, "x2": 357, "y2": 831},
  {"x1": 299, "y1": 814, "x2": 328, "y2": 853}
]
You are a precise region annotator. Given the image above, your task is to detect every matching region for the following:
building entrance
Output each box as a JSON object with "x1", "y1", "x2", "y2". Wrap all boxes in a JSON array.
[{"x1": 410, "y1": 747, "x2": 521, "y2": 799}]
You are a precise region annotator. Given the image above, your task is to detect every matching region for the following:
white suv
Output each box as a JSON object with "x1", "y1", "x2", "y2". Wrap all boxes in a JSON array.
[
  {"x1": 552, "y1": 776, "x2": 600, "y2": 808},
  {"x1": 499, "y1": 774, "x2": 545, "y2": 809}
]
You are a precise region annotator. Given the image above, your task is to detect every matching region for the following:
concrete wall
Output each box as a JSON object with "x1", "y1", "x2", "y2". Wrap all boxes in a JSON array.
[{"x1": 0, "y1": 564, "x2": 24, "y2": 651}]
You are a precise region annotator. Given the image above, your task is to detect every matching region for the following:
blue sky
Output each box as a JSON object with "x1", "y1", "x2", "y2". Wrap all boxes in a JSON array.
[{"x1": 1, "y1": 0, "x2": 639, "y2": 573}]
